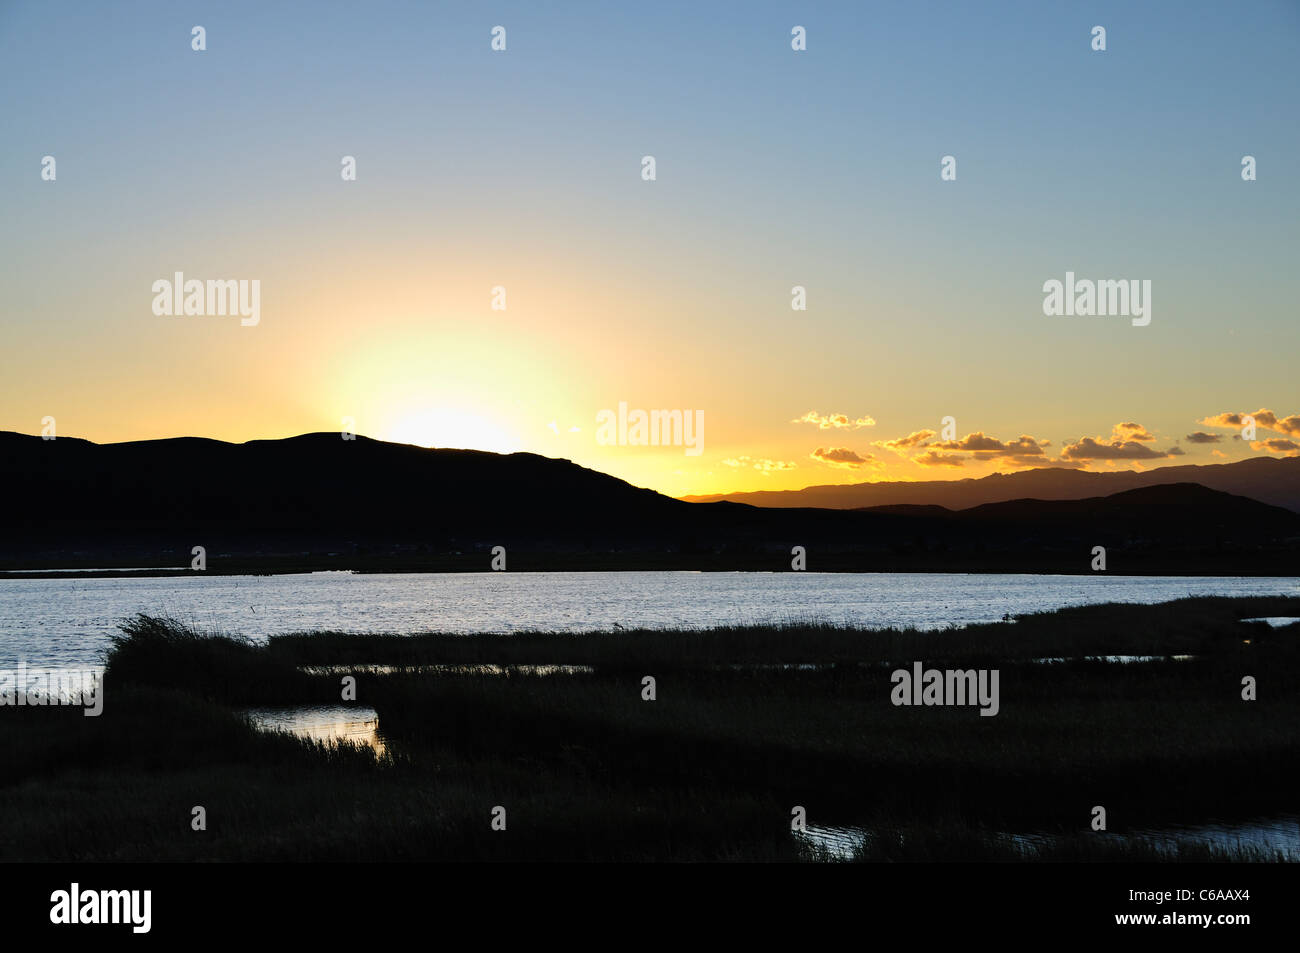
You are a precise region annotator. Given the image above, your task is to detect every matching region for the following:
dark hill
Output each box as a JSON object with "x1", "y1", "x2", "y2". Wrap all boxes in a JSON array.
[
  {"x1": 953, "y1": 483, "x2": 1300, "y2": 547},
  {"x1": 684, "y1": 456, "x2": 1300, "y2": 513},
  {"x1": 0, "y1": 431, "x2": 684, "y2": 538},
  {"x1": 1, "y1": 432, "x2": 1297, "y2": 575}
]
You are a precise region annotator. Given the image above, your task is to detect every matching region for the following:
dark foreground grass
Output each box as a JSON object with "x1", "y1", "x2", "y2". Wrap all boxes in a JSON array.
[{"x1": 1, "y1": 596, "x2": 1297, "y2": 861}]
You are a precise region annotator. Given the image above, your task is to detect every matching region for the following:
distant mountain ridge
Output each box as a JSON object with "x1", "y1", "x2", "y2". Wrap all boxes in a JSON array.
[
  {"x1": 1, "y1": 432, "x2": 1297, "y2": 575},
  {"x1": 683, "y1": 457, "x2": 1300, "y2": 513}
]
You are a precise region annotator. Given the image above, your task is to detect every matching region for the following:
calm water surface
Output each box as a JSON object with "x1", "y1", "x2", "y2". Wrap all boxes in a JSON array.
[
  {"x1": 1, "y1": 570, "x2": 1296, "y2": 668},
  {"x1": 245, "y1": 705, "x2": 385, "y2": 757}
]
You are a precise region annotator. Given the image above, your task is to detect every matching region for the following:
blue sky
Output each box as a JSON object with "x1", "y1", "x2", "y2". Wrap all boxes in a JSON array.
[{"x1": 1, "y1": 1, "x2": 1297, "y2": 494}]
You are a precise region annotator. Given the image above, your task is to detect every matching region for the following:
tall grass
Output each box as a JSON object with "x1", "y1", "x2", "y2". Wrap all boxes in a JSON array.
[{"x1": 1, "y1": 596, "x2": 1296, "y2": 861}]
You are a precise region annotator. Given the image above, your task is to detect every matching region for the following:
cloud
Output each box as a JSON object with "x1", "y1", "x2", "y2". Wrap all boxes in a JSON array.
[
  {"x1": 1250, "y1": 439, "x2": 1300, "y2": 455},
  {"x1": 913, "y1": 449, "x2": 965, "y2": 468},
  {"x1": 722, "y1": 455, "x2": 797, "y2": 472},
  {"x1": 810, "y1": 446, "x2": 876, "y2": 469},
  {"x1": 1061, "y1": 437, "x2": 1168, "y2": 460},
  {"x1": 873, "y1": 429, "x2": 936, "y2": 454},
  {"x1": 1061, "y1": 437, "x2": 1172, "y2": 460},
  {"x1": 1199, "y1": 409, "x2": 1300, "y2": 438},
  {"x1": 932, "y1": 432, "x2": 1049, "y2": 458},
  {"x1": 792, "y1": 411, "x2": 875, "y2": 430},
  {"x1": 872, "y1": 427, "x2": 1056, "y2": 469},
  {"x1": 1184, "y1": 431, "x2": 1222, "y2": 444},
  {"x1": 1061, "y1": 422, "x2": 1178, "y2": 461},
  {"x1": 1111, "y1": 422, "x2": 1155, "y2": 442}
]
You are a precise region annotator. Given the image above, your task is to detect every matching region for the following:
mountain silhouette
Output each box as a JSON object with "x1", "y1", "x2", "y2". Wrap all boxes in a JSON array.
[
  {"x1": 682, "y1": 456, "x2": 1300, "y2": 513},
  {"x1": 2, "y1": 432, "x2": 1297, "y2": 574}
]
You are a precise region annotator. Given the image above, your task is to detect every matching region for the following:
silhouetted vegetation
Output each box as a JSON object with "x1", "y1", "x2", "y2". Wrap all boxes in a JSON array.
[{"x1": 1, "y1": 597, "x2": 1296, "y2": 861}]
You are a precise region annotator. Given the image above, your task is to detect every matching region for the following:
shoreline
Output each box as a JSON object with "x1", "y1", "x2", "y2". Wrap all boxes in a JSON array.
[{"x1": 5, "y1": 558, "x2": 1300, "y2": 580}]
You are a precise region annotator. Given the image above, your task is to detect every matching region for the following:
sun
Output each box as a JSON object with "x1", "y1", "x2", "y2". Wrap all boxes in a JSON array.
[{"x1": 384, "y1": 407, "x2": 520, "y2": 454}]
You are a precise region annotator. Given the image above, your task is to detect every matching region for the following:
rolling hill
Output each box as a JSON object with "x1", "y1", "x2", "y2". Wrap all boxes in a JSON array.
[
  {"x1": 682, "y1": 456, "x2": 1300, "y2": 512},
  {"x1": 2, "y1": 432, "x2": 1297, "y2": 575}
]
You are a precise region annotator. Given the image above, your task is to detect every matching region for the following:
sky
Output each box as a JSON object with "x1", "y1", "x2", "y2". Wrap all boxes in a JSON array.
[{"x1": 1, "y1": 0, "x2": 1297, "y2": 498}]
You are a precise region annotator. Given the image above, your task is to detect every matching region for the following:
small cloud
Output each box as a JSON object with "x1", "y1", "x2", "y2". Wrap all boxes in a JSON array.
[
  {"x1": 1250, "y1": 439, "x2": 1300, "y2": 455},
  {"x1": 913, "y1": 449, "x2": 965, "y2": 468},
  {"x1": 873, "y1": 429, "x2": 936, "y2": 454},
  {"x1": 1199, "y1": 409, "x2": 1300, "y2": 438},
  {"x1": 723, "y1": 455, "x2": 797, "y2": 472},
  {"x1": 1184, "y1": 431, "x2": 1222, "y2": 444},
  {"x1": 876, "y1": 427, "x2": 1059, "y2": 467},
  {"x1": 1200, "y1": 411, "x2": 1249, "y2": 428},
  {"x1": 792, "y1": 410, "x2": 875, "y2": 430},
  {"x1": 810, "y1": 446, "x2": 875, "y2": 469},
  {"x1": 1061, "y1": 423, "x2": 1175, "y2": 460},
  {"x1": 932, "y1": 432, "x2": 1049, "y2": 458},
  {"x1": 1111, "y1": 422, "x2": 1156, "y2": 442},
  {"x1": 1061, "y1": 421, "x2": 1168, "y2": 462}
]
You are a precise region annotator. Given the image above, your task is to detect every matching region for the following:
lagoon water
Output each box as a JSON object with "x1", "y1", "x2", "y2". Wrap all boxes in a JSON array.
[
  {"x1": 1, "y1": 570, "x2": 1297, "y2": 669},
  {"x1": 245, "y1": 704, "x2": 385, "y2": 757}
]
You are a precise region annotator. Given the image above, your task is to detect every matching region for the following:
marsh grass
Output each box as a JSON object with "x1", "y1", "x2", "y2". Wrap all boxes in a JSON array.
[{"x1": 2, "y1": 596, "x2": 1296, "y2": 861}]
